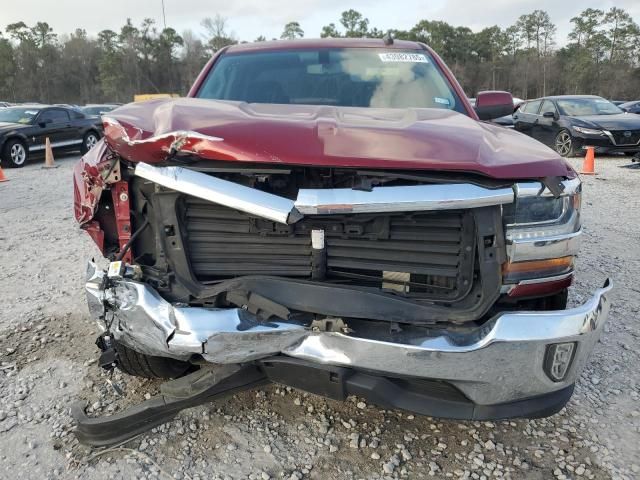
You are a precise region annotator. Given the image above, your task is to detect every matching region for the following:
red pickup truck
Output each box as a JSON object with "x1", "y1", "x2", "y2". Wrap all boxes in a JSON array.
[{"x1": 72, "y1": 38, "x2": 611, "y2": 443}]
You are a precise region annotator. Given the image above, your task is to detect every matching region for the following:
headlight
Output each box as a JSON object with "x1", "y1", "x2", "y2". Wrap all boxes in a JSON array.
[
  {"x1": 502, "y1": 196, "x2": 566, "y2": 225},
  {"x1": 503, "y1": 193, "x2": 580, "y2": 239},
  {"x1": 503, "y1": 181, "x2": 582, "y2": 285},
  {"x1": 572, "y1": 126, "x2": 603, "y2": 135}
]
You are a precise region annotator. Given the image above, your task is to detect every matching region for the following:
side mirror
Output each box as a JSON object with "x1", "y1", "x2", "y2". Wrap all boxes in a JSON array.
[
  {"x1": 475, "y1": 91, "x2": 514, "y2": 120},
  {"x1": 38, "y1": 118, "x2": 52, "y2": 128},
  {"x1": 542, "y1": 111, "x2": 557, "y2": 119}
]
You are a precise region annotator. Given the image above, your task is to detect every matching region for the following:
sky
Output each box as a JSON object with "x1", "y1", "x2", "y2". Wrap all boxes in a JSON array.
[{"x1": 2, "y1": 0, "x2": 639, "y2": 44}]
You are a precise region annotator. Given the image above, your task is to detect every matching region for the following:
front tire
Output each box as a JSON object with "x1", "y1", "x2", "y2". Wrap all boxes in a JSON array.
[
  {"x1": 554, "y1": 130, "x2": 575, "y2": 157},
  {"x1": 81, "y1": 131, "x2": 99, "y2": 154},
  {"x1": 114, "y1": 341, "x2": 192, "y2": 379},
  {"x1": 1, "y1": 139, "x2": 28, "y2": 168}
]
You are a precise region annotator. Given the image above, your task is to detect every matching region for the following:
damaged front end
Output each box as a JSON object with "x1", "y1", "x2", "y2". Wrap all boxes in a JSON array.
[{"x1": 73, "y1": 101, "x2": 612, "y2": 444}]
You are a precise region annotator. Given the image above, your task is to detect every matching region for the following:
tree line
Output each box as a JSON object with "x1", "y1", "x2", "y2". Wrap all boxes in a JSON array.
[{"x1": 0, "y1": 7, "x2": 638, "y2": 105}]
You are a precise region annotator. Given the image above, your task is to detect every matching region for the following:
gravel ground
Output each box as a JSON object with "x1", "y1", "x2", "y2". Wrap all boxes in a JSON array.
[{"x1": 0, "y1": 153, "x2": 639, "y2": 480}]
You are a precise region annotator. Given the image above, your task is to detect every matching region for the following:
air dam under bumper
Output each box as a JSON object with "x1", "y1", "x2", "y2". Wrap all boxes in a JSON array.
[{"x1": 86, "y1": 263, "x2": 612, "y2": 408}]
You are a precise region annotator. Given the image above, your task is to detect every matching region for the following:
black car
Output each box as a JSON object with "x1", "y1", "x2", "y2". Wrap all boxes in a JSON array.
[
  {"x1": 514, "y1": 95, "x2": 640, "y2": 157},
  {"x1": 0, "y1": 105, "x2": 103, "y2": 168},
  {"x1": 620, "y1": 100, "x2": 640, "y2": 114}
]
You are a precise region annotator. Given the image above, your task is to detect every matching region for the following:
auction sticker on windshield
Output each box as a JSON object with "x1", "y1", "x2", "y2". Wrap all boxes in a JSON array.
[{"x1": 378, "y1": 52, "x2": 429, "y2": 63}]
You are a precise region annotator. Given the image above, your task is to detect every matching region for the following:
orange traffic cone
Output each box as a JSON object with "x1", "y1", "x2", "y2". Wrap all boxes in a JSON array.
[
  {"x1": 42, "y1": 137, "x2": 59, "y2": 169},
  {"x1": 581, "y1": 146, "x2": 595, "y2": 175},
  {"x1": 0, "y1": 165, "x2": 8, "y2": 182}
]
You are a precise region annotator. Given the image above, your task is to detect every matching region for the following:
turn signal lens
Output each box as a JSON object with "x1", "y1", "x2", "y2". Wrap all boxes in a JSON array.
[
  {"x1": 502, "y1": 256, "x2": 574, "y2": 282},
  {"x1": 544, "y1": 342, "x2": 576, "y2": 382}
]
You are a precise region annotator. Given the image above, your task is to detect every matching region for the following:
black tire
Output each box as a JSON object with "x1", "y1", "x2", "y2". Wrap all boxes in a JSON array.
[
  {"x1": 554, "y1": 130, "x2": 575, "y2": 157},
  {"x1": 1, "y1": 138, "x2": 28, "y2": 168},
  {"x1": 114, "y1": 341, "x2": 192, "y2": 379},
  {"x1": 81, "y1": 131, "x2": 100, "y2": 155}
]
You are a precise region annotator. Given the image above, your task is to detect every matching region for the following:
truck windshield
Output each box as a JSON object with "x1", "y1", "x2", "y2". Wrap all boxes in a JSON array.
[{"x1": 197, "y1": 48, "x2": 465, "y2": 113}]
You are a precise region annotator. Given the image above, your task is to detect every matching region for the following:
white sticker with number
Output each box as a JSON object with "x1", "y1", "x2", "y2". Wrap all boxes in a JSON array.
[{"x1": 378, "y1": 52, "x2": 429, "y2": 63}]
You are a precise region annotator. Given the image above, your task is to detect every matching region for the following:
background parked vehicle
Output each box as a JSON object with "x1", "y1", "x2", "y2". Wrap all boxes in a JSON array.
[
  {"x1": 513, "y1": 95, "x2": 640, "y2": 157},
  {"x1": 0, "y1": 105, "x2": 103, "y2": 167},
  {"x1": 619, "y1": 100, "x2": 640, "y2": 114},
  {"x1": 80, "y1": 104, "x2": 120, "y2": 117}
]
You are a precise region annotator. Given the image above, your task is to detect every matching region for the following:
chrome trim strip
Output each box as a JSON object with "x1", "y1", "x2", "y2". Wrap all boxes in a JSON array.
[
  {"x1": 134, "y1": 163, "x2": 301, "y2": 224},
  {"x1": 500, "y1": 271, "x2": 574, "y2": 293},
  {"x1": 136, "y1": 163, "x2": 516, "y2": 221},
  {"x1": 518, "y1": 271, "x2": 574, "y2": 285},
  {"x1": 29, "y1": 139, "x2": 83, "y2": 151},
  {"x1": 506, "y1": 229, "x2": 582, "y2": 262},
  {"x1": 294, "y1": 184, "x2": 514, "y2": 214},
  {"x1": 85, "y1": 263, "x2": 612, "y2": 405}
]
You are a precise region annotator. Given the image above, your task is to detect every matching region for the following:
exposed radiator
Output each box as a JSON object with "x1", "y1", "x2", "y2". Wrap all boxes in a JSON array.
[{"x1": 180, "y1": 196, "x2": 476, "y2": 300}]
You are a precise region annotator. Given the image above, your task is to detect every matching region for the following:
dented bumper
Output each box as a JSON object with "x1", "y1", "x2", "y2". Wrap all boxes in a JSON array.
[{"x1": 86, "y1": 262, "x2": 612, "y2": 407}]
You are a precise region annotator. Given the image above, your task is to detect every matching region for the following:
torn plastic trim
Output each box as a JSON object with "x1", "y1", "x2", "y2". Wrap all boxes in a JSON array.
[
  {"x1": 515, "y1": 177, "x2": 581, "y2": 198},
  {"x1": 73, "y1": 364, "x2": 268, "y2": 446}
]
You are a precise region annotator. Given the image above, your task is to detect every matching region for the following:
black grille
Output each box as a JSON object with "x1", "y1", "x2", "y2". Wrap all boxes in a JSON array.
[
  {"x1": 181, "y1": 197, "x2": 476, "y2": 300},
  {"x1": 610, "y1": 130, "x2": 640, "y2": 145}
]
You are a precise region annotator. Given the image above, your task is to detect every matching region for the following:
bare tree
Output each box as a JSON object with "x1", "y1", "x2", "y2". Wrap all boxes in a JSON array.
[{"x1": 201, "y1": 14, "x2": 237, "y2": 53}]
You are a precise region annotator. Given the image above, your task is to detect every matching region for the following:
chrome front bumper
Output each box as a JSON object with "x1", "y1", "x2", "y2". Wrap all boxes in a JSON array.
[{"x1": 86, "y1": 263, "x2": 612, "y2": 406}]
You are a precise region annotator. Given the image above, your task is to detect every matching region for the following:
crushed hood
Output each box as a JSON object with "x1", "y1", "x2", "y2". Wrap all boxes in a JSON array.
[{"x1": 103, "y1": 98, "x2": 575, "y2": 180}]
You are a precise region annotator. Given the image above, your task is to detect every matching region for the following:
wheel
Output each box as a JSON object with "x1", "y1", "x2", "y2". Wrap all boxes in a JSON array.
[
  {"x1": 554, "y1": 130, "x2": 574, "y2": 157},
  {"x1": 81, "y1": 131, "x2": 99, "y2": 154},
  {"x1": 1, "y1": 138, "x2": 28, "y2": 168},
  {"x1": 114, "y1": 340, "x2": 192, "y2": 379}
]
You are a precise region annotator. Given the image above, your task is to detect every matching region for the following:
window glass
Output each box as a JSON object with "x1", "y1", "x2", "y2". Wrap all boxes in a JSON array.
[
  {"x1": 39, "y1": 109, "x2": 70, "y2": 124},
  {"x1": 540, "y1": 100, "x2": 557, "y2": 116},
  {"x1": 0, "y1": 107, "x2": 40, "y2": 124},
  {"x1": 556, "y1": 98, "x2": 622, "y2": 116},
  {"x1": 198, "y1": 48, "x2": 466, "y2": 113},
  {"x1": 522, "y1": 100, "x2": 541, "y2": 114}
]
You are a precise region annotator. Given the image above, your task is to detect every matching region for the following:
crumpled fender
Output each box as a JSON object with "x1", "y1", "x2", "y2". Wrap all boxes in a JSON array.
[{"x1": 73, "y1": 138, "x2": 111, "y2": 225}]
